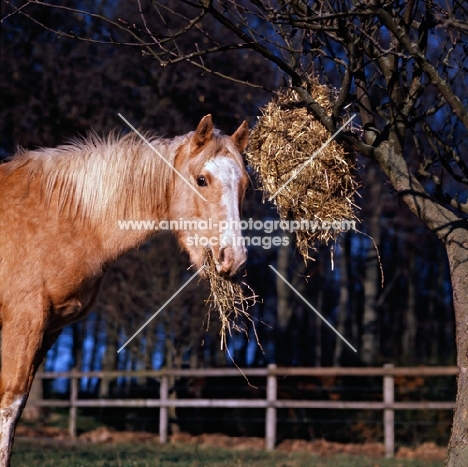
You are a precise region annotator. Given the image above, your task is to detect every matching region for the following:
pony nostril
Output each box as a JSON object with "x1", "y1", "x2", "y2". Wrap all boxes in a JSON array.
[
  {"x1": 217, "y1": 246, "x2": 234, "y2": 273},
  {"x1": 216, "y1": 246, "x2": 247, "y2": 276},
  {"x1": 218, "y1": 247, "x2": 226, "y2": 265}
]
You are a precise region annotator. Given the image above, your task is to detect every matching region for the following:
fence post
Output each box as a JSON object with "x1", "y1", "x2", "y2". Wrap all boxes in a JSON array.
[
  {"x1": 265, "y1": 364, "x2": 277, "y2": 451},
  {"x1": 69, "y1": 368, "x2": 78, "y2": 439},
  {"x1": 159, "y1": 373, "x2": 169, "y2": 444},
  {"x1": 383, "y1": 363, "x2": 395, "y2": 458}
]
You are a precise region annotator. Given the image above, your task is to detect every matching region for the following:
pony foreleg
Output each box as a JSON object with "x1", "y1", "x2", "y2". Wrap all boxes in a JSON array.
[
  {"x1": 0, "y1": 313, "x2": 60, "y2": 467},
  {"x1": 0, "y1": 394, "x2": 28, "y2": 467}
]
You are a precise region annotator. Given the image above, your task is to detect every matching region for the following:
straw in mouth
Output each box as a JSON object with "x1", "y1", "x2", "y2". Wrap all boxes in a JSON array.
[{"x1": 202, "y1": 248, "x2": 260, "y2": 351}]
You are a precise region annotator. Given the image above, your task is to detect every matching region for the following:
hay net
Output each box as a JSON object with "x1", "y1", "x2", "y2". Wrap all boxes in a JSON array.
[{"x1": 246, "y1": 77, "x2": 359, "y2": 261}]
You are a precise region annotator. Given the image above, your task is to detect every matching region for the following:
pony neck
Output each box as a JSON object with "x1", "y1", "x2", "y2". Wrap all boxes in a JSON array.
[
  {"x1": 72, "y1": 135, "x2": 181, "y2": 259},
  {"x1": 9, "y1": 133, "x2": 183, "y2": 261}
]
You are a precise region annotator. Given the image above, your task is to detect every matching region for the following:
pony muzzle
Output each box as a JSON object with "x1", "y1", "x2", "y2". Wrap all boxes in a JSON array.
[{"x1": 216, "y1": 244, "x2": 247, "y2": 277}]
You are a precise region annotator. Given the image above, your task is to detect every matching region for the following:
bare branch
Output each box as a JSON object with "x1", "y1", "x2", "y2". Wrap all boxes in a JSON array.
[
  {"x1": 191, "y1": 0, "x2": 304, "y2": 85},
  {"x1": 376, "y1": 7, "x2": 468, "y2": 129}
]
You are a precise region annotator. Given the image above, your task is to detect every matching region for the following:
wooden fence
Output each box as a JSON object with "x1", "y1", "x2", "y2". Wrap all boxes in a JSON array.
[{"x1": 32, "y1": 364, "x2": 457, "y2": 458}]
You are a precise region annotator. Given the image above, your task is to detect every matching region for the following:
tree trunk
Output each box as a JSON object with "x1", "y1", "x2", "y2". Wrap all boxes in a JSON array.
[
  {"x1": 445, "y1": 234, "x2": 468, "y2": 467},
  {"x1": 88, "y1": 314, "x2": 101, "y2": 392},
  {"x1": 314, "y1": 254, "x2": 325, "y2": 367},
  {"x1": 23, "y1": 362, "x2": 44, "y2": 421},
  {"x1": 402, "y1": 248, "x2": 416, "y2": 365},
  {"x1": 372, "y1": 139, "x2": 468, "y2": 466},
  {"x1": 100, "y1": 313, "x2": 118, "y2": 398},
  {"x1": 276, "y1": 233, "x2": 292, "y2": 365},
  {"x1": 165, "y1": 266, "x2": 181, "y2": 436},
  {"x1": 276, "y1": 233, "x2": 292, "y2": 331},
  {"x1": 334, "y1": 233, "x2": 351, "y2": 366},
  {"x1": 72, "y1": 322, "x2": 84, "y2": 370},
  {"x1": 361, "y1": 163, "x2": 382, "y2": 365}
]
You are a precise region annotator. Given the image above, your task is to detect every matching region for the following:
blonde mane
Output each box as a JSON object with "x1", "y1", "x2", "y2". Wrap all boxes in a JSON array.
[{"x1": 5, "y1": 132, "x2": 192, "y2": 222}]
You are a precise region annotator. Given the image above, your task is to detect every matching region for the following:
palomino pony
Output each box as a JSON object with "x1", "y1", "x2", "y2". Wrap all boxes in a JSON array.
[{"x1": 0, "y1": 115, "x2": 249, "y2": 465}]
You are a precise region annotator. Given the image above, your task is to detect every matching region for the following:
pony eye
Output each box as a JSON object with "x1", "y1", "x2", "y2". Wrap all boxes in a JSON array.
[{"x1": 196, "y1": 175, "x2": 207, "y2": 187}]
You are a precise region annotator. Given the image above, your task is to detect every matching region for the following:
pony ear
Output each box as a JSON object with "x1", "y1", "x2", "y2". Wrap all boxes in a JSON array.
[
  {"x1": 193, "y1": 114, "x2": 213, "y2": 147},
  {"x1": 231, "y1": 120, "x2": 249, "y2": 153}
]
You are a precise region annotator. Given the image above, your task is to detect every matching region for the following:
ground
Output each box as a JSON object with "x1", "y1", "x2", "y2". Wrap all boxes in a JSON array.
[{"x1": 16, "y1": 426, "x2": 446, "y2": 461}]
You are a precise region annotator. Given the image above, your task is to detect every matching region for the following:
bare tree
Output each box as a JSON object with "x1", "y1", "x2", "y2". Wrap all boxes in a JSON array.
[{"x1": 3, "y1": 0, "x2": 468, "y2": 462}]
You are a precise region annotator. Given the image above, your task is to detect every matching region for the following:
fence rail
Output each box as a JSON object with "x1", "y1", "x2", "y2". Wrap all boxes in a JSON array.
[{"x1": 32, "y1": 364, "x2": 457, "y2": 458}]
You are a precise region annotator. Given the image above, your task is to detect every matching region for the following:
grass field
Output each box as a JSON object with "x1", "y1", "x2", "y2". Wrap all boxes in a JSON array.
[{"x1": 12, "y1": 440, "x2": 444, "y2": 467}]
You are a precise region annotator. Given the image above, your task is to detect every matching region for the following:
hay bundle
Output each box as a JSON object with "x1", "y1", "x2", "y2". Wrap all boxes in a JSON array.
[
  {"x1": 246, "y1": 77, "x2": 359, "y2": 260},
  {"x1": 203, "y1": 249, "x2": 259, "y2": 351}
]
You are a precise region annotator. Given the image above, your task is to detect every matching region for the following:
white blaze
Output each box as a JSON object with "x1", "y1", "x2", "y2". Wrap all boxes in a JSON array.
[{"x1": 204, "y1": 156, "x2": 246, "y2": 259}]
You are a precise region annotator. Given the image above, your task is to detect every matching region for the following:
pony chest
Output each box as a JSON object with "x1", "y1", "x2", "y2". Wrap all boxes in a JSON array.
[{"x1": 48, "y1": 276, "x2": 103, "y2": 329}]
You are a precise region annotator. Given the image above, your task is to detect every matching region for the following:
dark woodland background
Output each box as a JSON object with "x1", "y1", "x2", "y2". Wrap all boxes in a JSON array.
[{"x1": 1, "y1": 0, "x2": 464, "y2": 445}]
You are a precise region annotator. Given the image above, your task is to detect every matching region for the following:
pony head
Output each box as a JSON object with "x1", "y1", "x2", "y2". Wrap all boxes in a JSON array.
[{"x1": 170, "y1": 115, "x2": 249, "y2": 277}]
